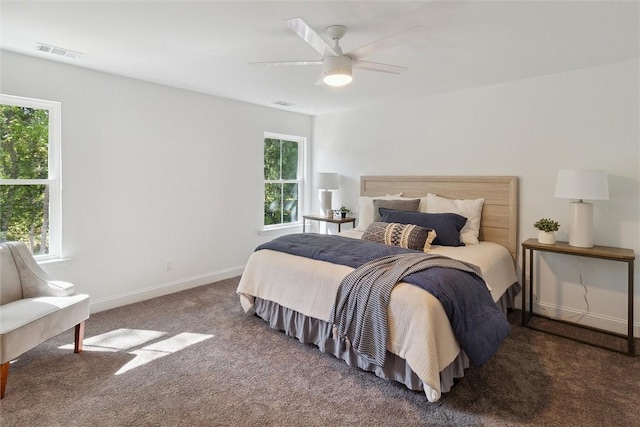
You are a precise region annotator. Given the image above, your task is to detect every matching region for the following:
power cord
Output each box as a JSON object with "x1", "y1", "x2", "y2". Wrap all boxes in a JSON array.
[{"x1": 567, "y1": 258, "x2": 590, "y2": 322}]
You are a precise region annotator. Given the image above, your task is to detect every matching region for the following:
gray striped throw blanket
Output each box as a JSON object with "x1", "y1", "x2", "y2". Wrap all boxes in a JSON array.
[{"x1": 329, "y1": 252, "x2": 482, "y2": 367}]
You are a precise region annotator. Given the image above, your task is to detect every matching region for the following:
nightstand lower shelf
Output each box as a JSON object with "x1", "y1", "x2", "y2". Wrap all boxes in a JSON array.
[{"x1": 523, "y1": 313, "x2": 636, "y2": 355}]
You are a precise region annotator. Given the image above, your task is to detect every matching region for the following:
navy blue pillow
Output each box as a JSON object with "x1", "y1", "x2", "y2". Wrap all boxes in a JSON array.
[{"x1": 378, "y1": 207, "x2": 467, "y2": 247}]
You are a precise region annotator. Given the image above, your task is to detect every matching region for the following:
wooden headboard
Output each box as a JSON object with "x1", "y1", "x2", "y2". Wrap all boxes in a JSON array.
[{"x1": 360, "y1": 176, "x2": 519, "y2": 260}]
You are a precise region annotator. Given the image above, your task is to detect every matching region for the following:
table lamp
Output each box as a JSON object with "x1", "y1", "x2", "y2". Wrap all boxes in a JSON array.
[
  {"x1": 316, "y1": 173, "x2": 339, "y2": 217},
  {"x1": 554, "y1": 170, "x2": 609, "y2": 248}
]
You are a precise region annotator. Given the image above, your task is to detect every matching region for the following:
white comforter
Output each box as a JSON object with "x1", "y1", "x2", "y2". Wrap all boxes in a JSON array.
[{"x1": 237, "y1": 239, "x2": 517, "y2": 402}]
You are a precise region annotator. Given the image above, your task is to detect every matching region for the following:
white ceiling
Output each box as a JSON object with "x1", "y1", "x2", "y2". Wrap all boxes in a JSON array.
[{"x1": 1, "y1": 1, "x2": 638, "y2": 116}]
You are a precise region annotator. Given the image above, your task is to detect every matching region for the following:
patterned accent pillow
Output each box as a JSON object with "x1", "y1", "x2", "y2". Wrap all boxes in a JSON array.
[{"x1": 362, "y1": 222, "x2": 437, "y2": 252}]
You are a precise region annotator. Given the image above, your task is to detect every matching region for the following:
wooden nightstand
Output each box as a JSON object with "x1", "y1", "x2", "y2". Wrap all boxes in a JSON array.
[
  {"x1": 521, "y1": 238, "x2": 636, "y2": 356},
  {"x1": 302, "y1": 214, "x2": 356, "y2": 234}
]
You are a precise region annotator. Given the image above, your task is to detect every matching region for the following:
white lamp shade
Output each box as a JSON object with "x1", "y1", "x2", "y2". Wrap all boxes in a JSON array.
[
  {"x1": 554, "y1": 170, "x2": 609, "y2": 201},
  {"x1": 316, "y1": 173, "x2": 339, "y2": 190}
]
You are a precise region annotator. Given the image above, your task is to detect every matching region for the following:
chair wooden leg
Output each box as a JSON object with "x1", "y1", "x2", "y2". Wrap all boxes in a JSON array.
[
  {"x1": 0, "y1": 322, "x2": 86, "y2": 399},
  {"x1": 74, "y1": 321, "x2": 86, "y2": 353},
  {"x1": 1, "y1": 361, "x2": 9, "y2": 399}
]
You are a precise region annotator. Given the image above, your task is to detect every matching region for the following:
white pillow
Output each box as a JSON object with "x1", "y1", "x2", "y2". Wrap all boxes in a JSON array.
[
  {"x1": 417, "y1": 197, "x2": 429, "y2": 212},
  {"x1": 425, "y1": 193, "x2": 484, "y2": 244},
  {"x1": 355, "y1": 194, "x2": 403, "y2": 231}
]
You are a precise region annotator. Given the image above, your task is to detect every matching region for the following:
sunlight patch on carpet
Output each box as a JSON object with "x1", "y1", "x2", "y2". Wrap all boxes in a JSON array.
[
  {"x1": 60, "y1": 328, "x2": 167, "y2": 352},
  {"x1": 59, "y1": 329, "x2": 213, "y2": 374}
]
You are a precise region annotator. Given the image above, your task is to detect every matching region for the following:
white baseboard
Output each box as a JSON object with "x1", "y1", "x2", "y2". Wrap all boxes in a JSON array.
[
  {"x1": 90, "y1": 265, "x2": 245, "y2": 313},
  {"x1": 515, "y1": 296, "x2": 640, "y2": 338}
]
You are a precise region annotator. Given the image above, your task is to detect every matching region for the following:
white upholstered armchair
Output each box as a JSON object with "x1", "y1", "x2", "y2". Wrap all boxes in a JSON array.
[{"x1": 0, "y1": 242, "x2": 90, "y2": 399}]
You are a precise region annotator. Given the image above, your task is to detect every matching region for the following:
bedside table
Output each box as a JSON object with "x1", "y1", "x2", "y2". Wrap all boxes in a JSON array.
[
  {"x1": 521, "y1": 238, "x2": 636, "y2": 356},
  {"x1": 302, "y1": 214, "x2": 356, "y2": 234}
]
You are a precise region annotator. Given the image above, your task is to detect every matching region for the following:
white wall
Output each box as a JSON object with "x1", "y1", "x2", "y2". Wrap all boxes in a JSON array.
[
  {"x1": 313, "y1": 60, "x2": 640, "y2": 336},
  {"x1": 3, "y1": 50, "x2": 638, "y2": 336},
  {"x1": 1, "y1": 51, "x2": 311, "y2": 311}
]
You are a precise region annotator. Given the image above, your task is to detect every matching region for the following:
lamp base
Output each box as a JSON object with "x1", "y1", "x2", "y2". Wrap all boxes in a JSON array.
[
  {"x1": 569, "y1": 201, "x2": 594, "y2": 248},
  {"x1": 319, "y1": 190, "x2": 333, "y2": 217}
]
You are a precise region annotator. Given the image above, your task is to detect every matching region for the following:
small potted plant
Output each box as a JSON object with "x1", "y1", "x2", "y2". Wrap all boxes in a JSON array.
[
  {"x1": 334, "y1": 205, "x2": 351, "y2": 219},
  {"x1": 534, "y1": 218, "x2": 560, "y2": 244}
]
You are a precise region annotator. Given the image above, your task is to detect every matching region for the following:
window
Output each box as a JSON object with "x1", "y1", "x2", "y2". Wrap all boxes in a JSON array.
[
  {"x1": 0, "y1": 94, "x2": 61, "y2": 258},
  {"x1": 263, "y1": 132, "x2": 305, "y2": 229}
]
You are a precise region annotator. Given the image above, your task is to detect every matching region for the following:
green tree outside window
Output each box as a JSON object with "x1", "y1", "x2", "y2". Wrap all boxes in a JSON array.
[
  {"x1": 264, "y1": 137, "x2": 300, "y2": 226},
  {"x1": 0, "y1": 105, "x2": 50, "y2": 253}
]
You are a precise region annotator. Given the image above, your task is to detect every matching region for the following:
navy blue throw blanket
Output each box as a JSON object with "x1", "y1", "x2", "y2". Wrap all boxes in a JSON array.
[{"x1": 256, "y1": 233, "x2": 510, "y2": 367}]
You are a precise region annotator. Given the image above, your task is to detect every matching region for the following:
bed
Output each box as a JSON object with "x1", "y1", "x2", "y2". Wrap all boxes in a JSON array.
[{"x1": 237, "y1": 176, "x2": 519, "y2": 402}]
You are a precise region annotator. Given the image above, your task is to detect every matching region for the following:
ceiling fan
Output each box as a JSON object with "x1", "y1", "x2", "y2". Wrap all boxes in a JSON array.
[{"x1": 250, "y1": 17, "x2": 420, "y2": 87}]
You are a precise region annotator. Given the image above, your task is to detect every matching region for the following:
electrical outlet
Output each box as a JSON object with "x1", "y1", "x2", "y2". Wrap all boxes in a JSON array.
[{"x1": 165, "y1": 259, "x2": 173, "y2": 271}]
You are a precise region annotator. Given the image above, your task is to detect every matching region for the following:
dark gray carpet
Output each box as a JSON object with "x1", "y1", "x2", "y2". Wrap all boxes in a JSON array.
[{"x1": 1, "y1": 276, "x2": 638, "y2": 426}]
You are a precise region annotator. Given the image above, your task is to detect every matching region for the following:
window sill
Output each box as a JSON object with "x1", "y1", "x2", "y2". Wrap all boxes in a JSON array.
[
  {"x1": 260, "y1": 223, "x2": 303, "y2": 236},
  {"x1": 37, "y1": 257, "x2": 72, "y2": 268}
]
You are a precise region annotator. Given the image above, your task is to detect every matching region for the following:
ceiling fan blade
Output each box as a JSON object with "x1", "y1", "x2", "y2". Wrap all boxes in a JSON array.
[
  {"x1": 286, "y1": 17, "x2": 339, "y2": 57},
  {"x1": 249, "y1": 60, "x2": 323, "y2": 67},
  {"x1": 352, "y1": 60, "x2": 408, "y2": 74},
  {"x1": 348, "y1": 26, "x2": 422, "y2": 60}
]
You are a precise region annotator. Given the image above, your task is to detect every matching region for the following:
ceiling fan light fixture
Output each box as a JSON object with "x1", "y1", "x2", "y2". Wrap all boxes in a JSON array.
[
  {"x1": 322, "y1": 55, "x2": 353, "y2": 87},
  {"x1": 323, "y1": 70, "x2": 352, "y2": 87},
  {"x1": 250, "y1": 18, "x2": 413, "y2": 87}
]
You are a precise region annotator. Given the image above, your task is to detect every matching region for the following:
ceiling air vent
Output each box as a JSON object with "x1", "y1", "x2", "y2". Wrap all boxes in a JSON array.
[
  {"x1": 36, "y1": 43, "x2": 83, "y2": 59},
  {"x1": 272, "y1": 101, "x2": 295, "y2": 107}
]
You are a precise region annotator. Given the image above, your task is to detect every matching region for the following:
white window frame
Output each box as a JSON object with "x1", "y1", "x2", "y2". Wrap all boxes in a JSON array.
[
  {"x1": 262, "y1": 131, "x2": 306, "y2": 232},
  {"x1": 0, "y1": 94, "x2": 62, "y2": 260}
]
